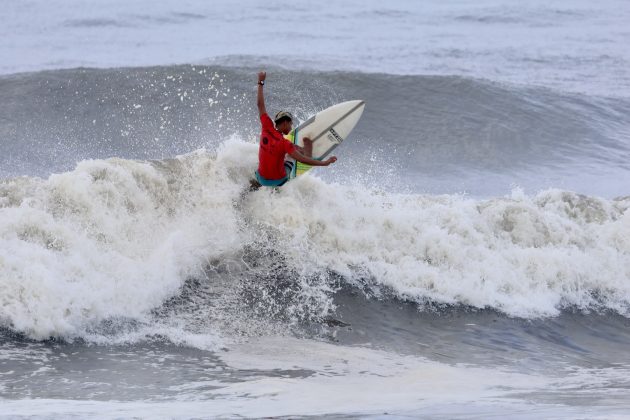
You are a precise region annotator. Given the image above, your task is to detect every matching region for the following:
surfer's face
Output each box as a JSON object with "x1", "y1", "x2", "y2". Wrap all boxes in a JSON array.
[{"x1": 277, "y1": 119, "x2": 293, "y2": 135}]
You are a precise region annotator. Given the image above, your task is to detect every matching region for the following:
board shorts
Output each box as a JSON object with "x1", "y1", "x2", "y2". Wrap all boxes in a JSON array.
[{"x1": 255, "y1": 161, "x2": 294, "y2": 187}]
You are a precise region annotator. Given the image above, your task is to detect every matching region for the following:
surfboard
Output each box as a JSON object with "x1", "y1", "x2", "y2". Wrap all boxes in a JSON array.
[{"x1": 284, "y1": 100, "x2": 365, "y2": 178}]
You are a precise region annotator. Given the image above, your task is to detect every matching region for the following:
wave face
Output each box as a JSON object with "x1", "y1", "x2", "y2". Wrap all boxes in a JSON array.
[
  {"x1": 1, "y1": 140, "x2": 629, "y2": 341},
  {"x1": 1, "y1": 66, "x2": 630, "y2": 197}
]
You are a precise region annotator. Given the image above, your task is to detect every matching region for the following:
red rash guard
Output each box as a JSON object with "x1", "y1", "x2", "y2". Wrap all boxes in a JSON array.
[{"x1": 258, "y1": 113, "x2": 296, "y2": 180}]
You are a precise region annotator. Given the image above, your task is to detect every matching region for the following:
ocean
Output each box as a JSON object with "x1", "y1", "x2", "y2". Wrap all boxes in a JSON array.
[{"x1": 1, "y1": 0, "x2": 630, "y2": 418}]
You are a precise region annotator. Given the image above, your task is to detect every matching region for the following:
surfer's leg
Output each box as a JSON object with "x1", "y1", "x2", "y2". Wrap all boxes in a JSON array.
[
  {"x1": 249, "y1": 178, "x2": 261, "y2": 191},
  {"x1": 235, "y1": 179, "x2": 260, "y2": 212}
]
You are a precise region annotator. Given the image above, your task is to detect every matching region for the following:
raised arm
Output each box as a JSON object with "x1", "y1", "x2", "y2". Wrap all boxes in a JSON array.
[{"x1": 257, "y1": 71, "x2": 267, "y2": 117}]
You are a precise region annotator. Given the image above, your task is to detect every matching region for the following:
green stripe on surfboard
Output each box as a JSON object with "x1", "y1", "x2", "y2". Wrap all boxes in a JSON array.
[{"x1": 286, "y1": 128, "x2": 315, "y2": 178}]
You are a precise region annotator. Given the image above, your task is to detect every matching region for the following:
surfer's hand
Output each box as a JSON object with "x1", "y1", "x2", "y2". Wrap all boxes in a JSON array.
[
  {"x1": 325, "y1": 156, "x2": 337, "y2": 165},
  {"x1": 258, "y1": 71, "x2": 266, "y2": 82}
]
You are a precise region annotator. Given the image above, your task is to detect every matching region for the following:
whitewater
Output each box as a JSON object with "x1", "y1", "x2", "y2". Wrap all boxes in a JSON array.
[
  {"x1": 1, "y1": 0, "x2": 630, "y2": 418},
  {"x1": 2, "y1": 141, "x2": 629, "y2": 339}
]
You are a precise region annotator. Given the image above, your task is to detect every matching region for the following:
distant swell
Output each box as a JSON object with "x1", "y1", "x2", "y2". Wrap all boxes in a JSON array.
[{"x1": 1, "y1": 65, "x2": 630, "y2": 196}]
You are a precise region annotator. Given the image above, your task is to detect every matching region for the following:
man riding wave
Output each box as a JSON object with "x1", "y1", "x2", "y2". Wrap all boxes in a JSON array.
[{"x1": 252, "y1": 71, "x2": 336, "y2": 188}]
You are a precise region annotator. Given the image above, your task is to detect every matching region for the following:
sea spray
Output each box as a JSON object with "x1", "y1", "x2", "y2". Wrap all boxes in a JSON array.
[{"x1": 3, "y1": 138, "x2": 628, "y2": 342}]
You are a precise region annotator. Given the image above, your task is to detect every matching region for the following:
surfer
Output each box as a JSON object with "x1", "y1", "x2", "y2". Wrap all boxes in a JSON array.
[{"x1": 252, "y1": 71, "x2": 337, "y2": 189}]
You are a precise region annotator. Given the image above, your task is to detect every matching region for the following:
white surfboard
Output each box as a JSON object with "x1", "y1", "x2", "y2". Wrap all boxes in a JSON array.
[{"x1": 285, "y1": 100, "x2": 365, "y2": 178}]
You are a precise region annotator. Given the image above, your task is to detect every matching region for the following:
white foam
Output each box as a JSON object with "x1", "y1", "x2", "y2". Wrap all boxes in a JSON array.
[
  {"x1": 0, "y1": 142, "x2": 255, "y2": 340},
  {"x1": 244, "y1": 168, "x2": 630, "y2": 318},
  {"x1": 1, "y1": 139, "x2": 629, "y2": 341}
]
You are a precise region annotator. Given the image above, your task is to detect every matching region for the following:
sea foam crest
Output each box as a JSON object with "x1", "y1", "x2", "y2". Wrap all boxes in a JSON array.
[
  {"x1": 247, "y1": 176, "x2": 630, "y2": 318},
  {"x1": 0, "y1": 141, "x2": 254, "y2": 339},
  {"x1": 1, "y1": 139, "x2": 629, "y2": 341}
]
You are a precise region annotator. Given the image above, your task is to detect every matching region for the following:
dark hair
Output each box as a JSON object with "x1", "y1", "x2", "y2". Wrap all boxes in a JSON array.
[{"x1": 275, "y1": 116, "x2": 292, "y2": 125}]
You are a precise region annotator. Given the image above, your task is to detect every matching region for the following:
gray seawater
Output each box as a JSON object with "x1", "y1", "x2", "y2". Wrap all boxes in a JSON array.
[
  {"x1": 1, "y1": 65, "x2": 630, "y2": 417},
  {"x1": 2, "y1": 66, "x2": 630, "y2": 196}
]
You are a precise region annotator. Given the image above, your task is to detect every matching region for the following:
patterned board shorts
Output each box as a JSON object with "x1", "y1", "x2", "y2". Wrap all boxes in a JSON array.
[{"x1": 255, "y1": 161, "x2": 294, "y2": 187}]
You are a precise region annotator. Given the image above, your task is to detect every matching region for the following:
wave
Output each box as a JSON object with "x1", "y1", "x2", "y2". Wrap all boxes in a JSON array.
[
  {"x1": 0, "y1": 145, "x2": 247, "y2": 340},
  {"x1": 1, "y1": 139, "x2": 629, "y2": 342},
  {"x1": 1, "y1": 65, "x2": 630, "y2": 196}
]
